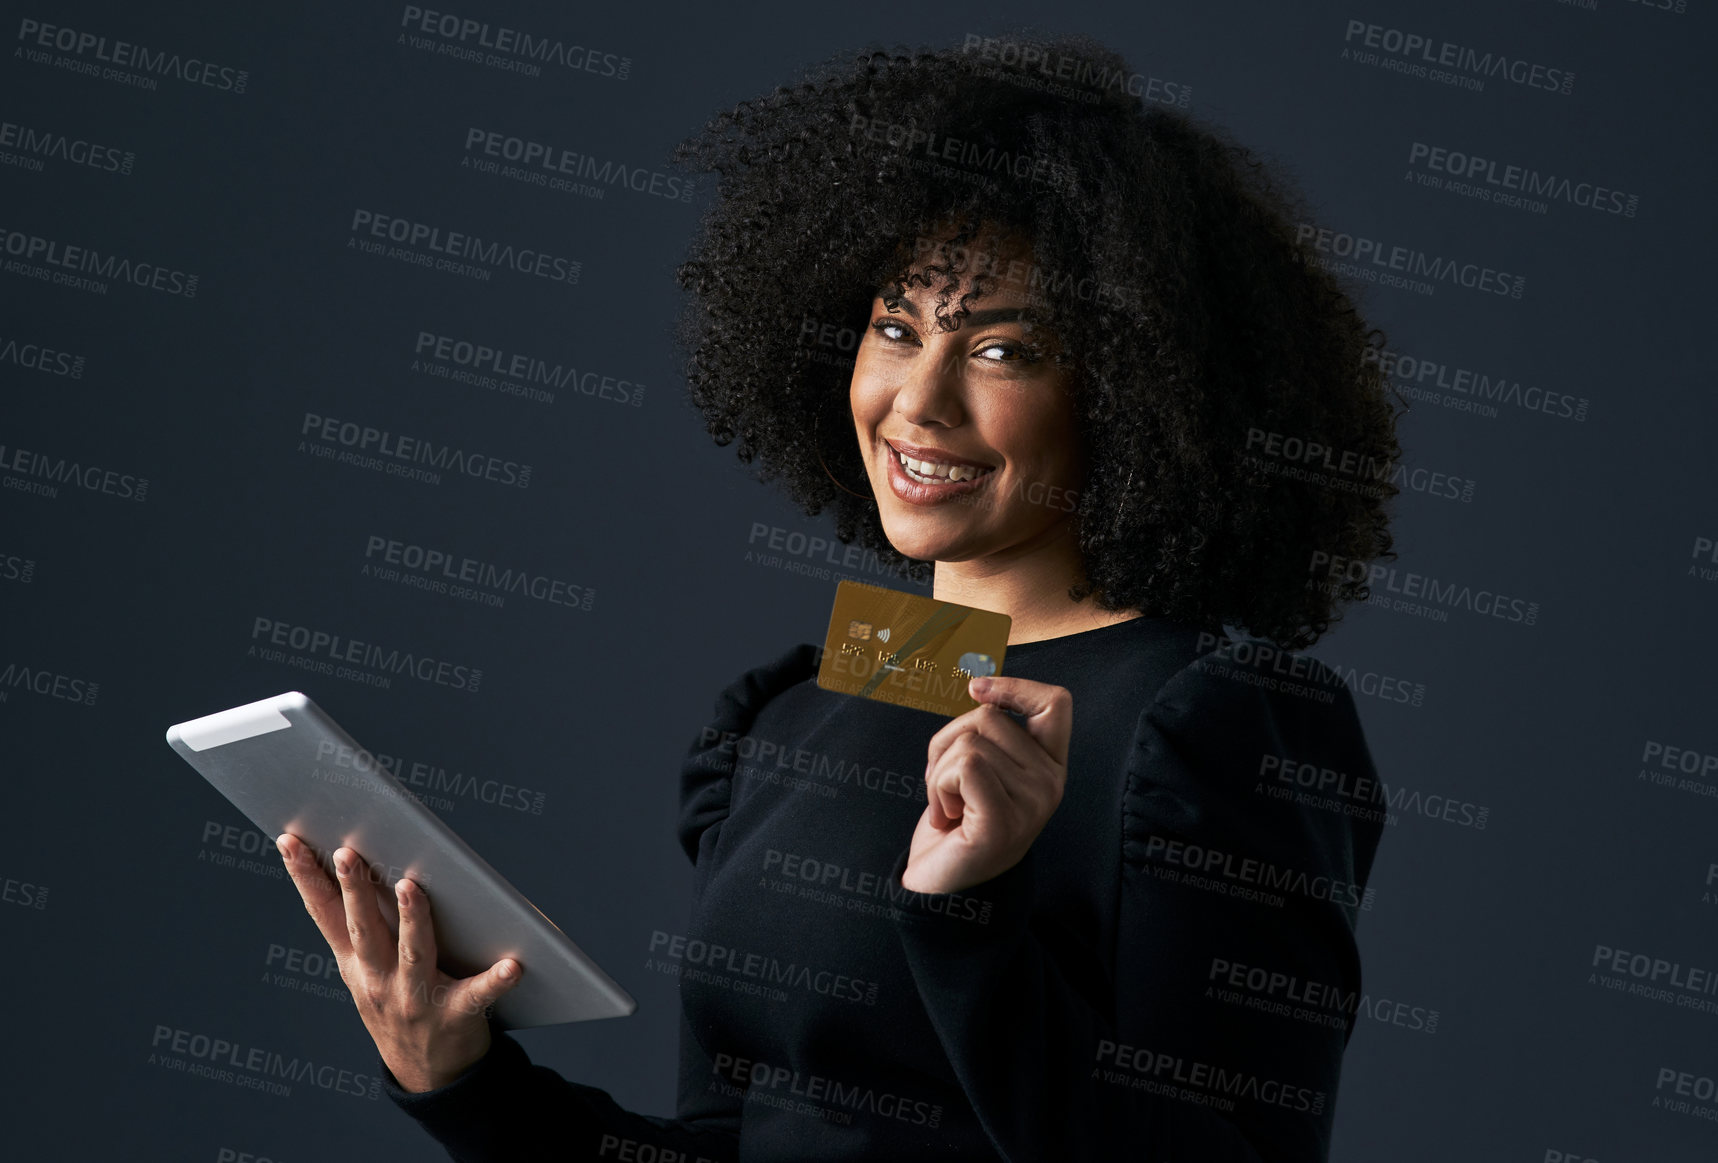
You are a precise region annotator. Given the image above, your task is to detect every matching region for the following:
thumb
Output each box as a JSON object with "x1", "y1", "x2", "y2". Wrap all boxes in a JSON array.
[
  {"x1": 455, "y1": 957, "x2": 524, "y2": 1017},
  {"x1": 967, "y1": 675, "x2": 1072, "y2": 767}
]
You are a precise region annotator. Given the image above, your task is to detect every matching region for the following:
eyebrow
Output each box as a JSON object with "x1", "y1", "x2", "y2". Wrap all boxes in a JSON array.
[{"x1": 881, "y1": 294, "x2": 1046, "y2": 329}]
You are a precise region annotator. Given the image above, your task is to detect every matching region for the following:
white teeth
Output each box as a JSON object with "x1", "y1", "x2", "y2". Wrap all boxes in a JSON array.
[{"x1": 896, "y1": 449, "x2": 992, "y2": 484}]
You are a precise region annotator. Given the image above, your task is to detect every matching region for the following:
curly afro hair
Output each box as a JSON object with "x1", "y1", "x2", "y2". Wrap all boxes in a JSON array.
[{"x1": 669, "y1": 29, "x2": 1406, "y2": 650}]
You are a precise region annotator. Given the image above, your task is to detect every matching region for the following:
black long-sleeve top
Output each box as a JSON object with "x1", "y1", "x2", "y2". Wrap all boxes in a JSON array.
[{"x1": 382, "y1": 615, "x2": 1386, "y2": 1161}]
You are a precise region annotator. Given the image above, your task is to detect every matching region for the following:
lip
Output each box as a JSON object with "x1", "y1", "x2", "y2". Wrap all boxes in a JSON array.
[
  {"x1": 881, "y1": 438, "x2": 997, "y2": 505},
  {"x1": 884, "y1": 438, "x2": 995, "y2": 470}
]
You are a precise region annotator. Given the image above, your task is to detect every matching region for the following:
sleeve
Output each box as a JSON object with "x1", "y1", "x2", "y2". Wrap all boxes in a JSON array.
[
  {"x1": 883, "y1": 648, "x2": 1387, "y2": 1163},
  {"x1": 379, "y1": 642, "x2": 822, "y2": 1162},
  {"x1": 380, "y1": 1011, "x2": 741, "y2": 1163}
]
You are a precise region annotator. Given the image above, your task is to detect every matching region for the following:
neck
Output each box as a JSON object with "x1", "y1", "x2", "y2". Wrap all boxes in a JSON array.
[{"x1": 930, "y1": 525, "x2": 1140, "y2": 645}]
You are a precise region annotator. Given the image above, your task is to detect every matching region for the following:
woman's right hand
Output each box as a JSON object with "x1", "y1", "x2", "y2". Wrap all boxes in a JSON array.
[{"x1": 275, "y1": 832, "x2": 523, "y2": 1093}]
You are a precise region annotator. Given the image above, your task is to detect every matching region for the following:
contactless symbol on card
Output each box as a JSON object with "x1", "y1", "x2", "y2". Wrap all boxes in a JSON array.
[{"x1": 816, "y1": 580, "x2": 1011, "y2": 717}]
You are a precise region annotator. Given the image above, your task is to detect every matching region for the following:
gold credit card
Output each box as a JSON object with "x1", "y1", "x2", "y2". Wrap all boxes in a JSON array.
[{"x1": 815, "y1": 580, "x2": 1011, "y2": 717}]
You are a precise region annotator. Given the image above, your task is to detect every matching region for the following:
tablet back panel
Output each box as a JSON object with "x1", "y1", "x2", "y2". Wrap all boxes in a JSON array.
[{"x1": 166, "y1": 690, "x2": 635, "y2": 1030}]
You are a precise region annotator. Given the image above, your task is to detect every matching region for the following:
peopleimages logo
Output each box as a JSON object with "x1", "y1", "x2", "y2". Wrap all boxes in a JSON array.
[
  {"x1": 1136, "y1": 834, "x2": 1376, "y2": 913},
  {"x1": 0, "y1": 333, "x2": 85, "y2": 379},
  {"x1": 1654, "y1": 1066, "x2": 1718, "y2": 1121},
  {"x1": 0, "y1": 118, "x2": 135, "y2": 175},
  {"x1": 647, "y1": 931, "x2": 881, "y2": 1005},
  {"x1": 1258, "y1": 756, "x2": 1490, "y2": 831},
  {"x1": 1407, "y1": 142, "x2": 1639, "y2": 218},
  {"x1": 1362, "y1": 345, "x2": 1589, "y2": 424},
  {"x1": 362, "y1": 532, "x2": 594, "y2": 613},
  {"x1": 710, "y1": 1051, "x2": 944, "y2": 1128},
  {"x1": 848, "y1": 113, "x2": 1076, "y2": 193},
  {"x1": 0, "y1": 660, "x2": 99, "y2": 706},
  {"x1": 1094, "y1": 1039, "x2": 1327, "y2": 1115},
  {"x1": 0, "y1": 552, "x2": 37, "y2": 585},
  {"x1": 298, "y1": 411, "x2": 533, "y2": 490},
  {"x1": 1, "y1": 872, "x2": 48, "y2": 910},
  {"x1": 462, "y1": 128, "x2": 693, "y2": 202},
  {"x1": 0, "y1": 226, "x2": 198, "y2": 298},
  {"x1": 348, "y1": 210, "x2": 579, "y2": 286},
  {"x1": 1291, "y1": 651, "x2": 1426, "y2": 709},
  {"x1": 1591, "y1": 943, "x2": 1718, "y2": 1018},
  {"x1": 1309, "y1": 553, "x2": 1541, "y2": 627},
  {"x1": 1207, "y1": 956, "x2": 1442, "y2": 1035},
  {"x1": 1295, "y1": 222, "x2": 1524, "y2": 299},
  {"x1": 762, "y1": 848, "x2": 994, "y2": 924},
  {"x1": 957, "y1": 33, "x2": 1192, "y2": 106},
  {"x1": 397, "y1": 6, "x2": 630, "y2": 80},
  {"x1": 1341, "y1": 18, "x2": 1574, "y2": 96},
  {"x1": 1240, "y1": 427, "x2": 1475, "y2": 505},
  {"x1": 0, "y1": 437, "x2": 148, "y2": 503},
  {"x1": 413, "y1": 331, "x2": 645, "y2": 407},
  {"x1": 15, "y1": 18, "x2": 250, "y2": 93},
  {"x1": 248, "y1": 616, "x2": 483, "y2": 694},
  {"x1": 314, "y1": 734, "x2": 548, "y2": 816},
  {"x1": 148, "y1": 1025, "x2": 380, "y2": 1100}
]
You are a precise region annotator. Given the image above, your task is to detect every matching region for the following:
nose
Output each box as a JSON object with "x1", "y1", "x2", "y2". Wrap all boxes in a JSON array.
[{"x1": 891, "y1": 339, "x2": 966, "y2": 430}]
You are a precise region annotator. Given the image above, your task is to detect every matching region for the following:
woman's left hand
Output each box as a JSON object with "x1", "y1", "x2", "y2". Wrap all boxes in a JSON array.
[{"x1": 901, "y1": 675, "x2": 1072, "y2": 895}]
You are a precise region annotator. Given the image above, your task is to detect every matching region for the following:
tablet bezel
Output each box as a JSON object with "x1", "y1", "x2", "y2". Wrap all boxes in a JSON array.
[{"x1": 166, "y1": 690, "x2": 636, "y2": 1030}]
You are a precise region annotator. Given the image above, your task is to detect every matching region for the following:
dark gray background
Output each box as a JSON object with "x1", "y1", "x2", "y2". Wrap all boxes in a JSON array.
[{"x1": 3, "y1": 1, "x2": 1714, "y2": 1159}]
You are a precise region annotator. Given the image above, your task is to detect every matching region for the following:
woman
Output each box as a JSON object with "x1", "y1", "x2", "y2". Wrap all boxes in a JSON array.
[{"x1": 277, "y1": 31, "x2": 1403, "y2": 1161}]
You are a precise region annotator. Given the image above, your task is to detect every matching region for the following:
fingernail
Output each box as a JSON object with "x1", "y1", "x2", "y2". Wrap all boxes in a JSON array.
[
  {"x1": 335, "y1": 851, "x2": 351, "y2": 876},
  {"x1": 275, "y1": 836, "x2": 289, "y2": 859},
  {"x1": 498, "y1": 961, "x2": 514, "y2": 979},
  {"x1": 971, "y1": 676, "x2": 990, "y2": 695}
]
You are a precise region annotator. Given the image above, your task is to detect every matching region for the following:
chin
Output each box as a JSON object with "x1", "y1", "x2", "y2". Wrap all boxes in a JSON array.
[{"x1": 881, "y1": 525, "x2": 968, "y2": 564}]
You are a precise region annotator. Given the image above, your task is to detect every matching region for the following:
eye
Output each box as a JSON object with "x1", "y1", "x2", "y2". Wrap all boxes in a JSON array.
[
  {"x1": 973, "y1": 338, "x2": 1043, "y2": 363},
  {"x1": 870, "y1": 317, "x2": 916, "y2": 344}
]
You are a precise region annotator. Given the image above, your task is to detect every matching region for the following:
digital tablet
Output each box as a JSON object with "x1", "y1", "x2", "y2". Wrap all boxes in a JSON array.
[{"x1": 165, "y1": 690, "x2": 636, "y2": 1030}]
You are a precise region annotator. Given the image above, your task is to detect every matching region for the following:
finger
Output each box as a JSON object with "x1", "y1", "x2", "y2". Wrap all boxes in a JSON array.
[
  {"x1": 334, "y1": 846, "x2": 395, "y2": 971},
  {"x1": 934, "y1": 735, "x2": 1023, "y2": 817},
  {"x1": 451, "y1": 957, "x2": 524, "y2": 1019},
  {"x1": 949, "y1": 705, "x2": 1044, "y2": 774},
  {"x1": 924, "y1": 772, "x2": 954, "y2": 829},
  {"x1": 393, "y1": 877, "x2": 436, "y2": 996},
  {"x1": 924, "y1": 724, "x2": 1006, "y2": 821},
  {"x1": 924, "y1": 677, "x2": 1069, "y2": 777},
  {"x1": 924, "y1": 704, "x2": 1009, "y2": 786},
  {"x1": 923, "y1": 719, "x2": 978, "y2": 818},
  {"x1": 276, "y1": 833, "x2": 353, "y2": 961},
  {"x1": 968, "y1": 676, "x2": 1072, "y2": 768},
  {"x1": 930, "y1": 766, "x2": 963, "y2": 826},
  {"x1": 926, "y1": 733, "x2": 1009, "y2": 825},
  {"x1": 929, "y1": 737, "x2": 1015, "y2": 831}
]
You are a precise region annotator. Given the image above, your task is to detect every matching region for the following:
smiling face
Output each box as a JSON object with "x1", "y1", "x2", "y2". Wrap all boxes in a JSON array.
[{"x1": 850, "y1": 229, "x2": 1086, "y2": 572}]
